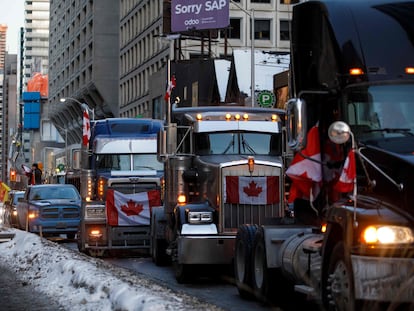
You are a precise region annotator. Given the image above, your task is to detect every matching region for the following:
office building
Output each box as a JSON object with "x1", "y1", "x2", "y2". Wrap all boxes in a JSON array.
[{"x1": 48, "y1": 0, "x2": 120, "y2": 145}]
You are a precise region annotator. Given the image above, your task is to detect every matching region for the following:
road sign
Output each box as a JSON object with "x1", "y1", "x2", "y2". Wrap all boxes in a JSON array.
[{"x1": 256, "y1": 90, "x2": 276, "y2": 108}]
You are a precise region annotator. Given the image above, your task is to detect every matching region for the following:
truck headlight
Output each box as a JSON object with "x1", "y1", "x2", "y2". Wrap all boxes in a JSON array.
[
  {"x1": 188, "y1": 211, "x2": 213, "y2": 224},
  {"x1": 28, "y1": 209, "x2": 39, "y2": 219},
  {"x1": 88, "y1": 228, "x2": 103, "y2": 240},
  {"x1": 362, "y1": 225, "x2": 414, "y2": 244}
]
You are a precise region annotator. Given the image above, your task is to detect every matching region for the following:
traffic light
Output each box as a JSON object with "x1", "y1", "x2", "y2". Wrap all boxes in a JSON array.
[{"x1": 10, "y1": 169, "x2": 16, "y2": 182}]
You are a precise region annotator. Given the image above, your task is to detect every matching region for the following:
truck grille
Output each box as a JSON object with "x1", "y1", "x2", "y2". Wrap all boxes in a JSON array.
[
  {"x1": 222, "y1": 163, "x2": 283, "y2": 232},
  {"x1": 41, "y1": 206, "x2": 80, "y2": 219},
  {"x1": 223, "y1": 203, "x2": 280, "y2": 231},
  {"x1": 109, "y1": 182, "x2": 159, "y2": 194}
]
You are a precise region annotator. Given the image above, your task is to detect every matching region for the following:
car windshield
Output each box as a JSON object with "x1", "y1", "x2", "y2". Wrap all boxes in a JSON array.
[
  {"x1": 344, "y1": 84, "x2": 414, "y2": 139},
  {"x1": 30, "y1": 187, "x2": 79, "y2": 200}
]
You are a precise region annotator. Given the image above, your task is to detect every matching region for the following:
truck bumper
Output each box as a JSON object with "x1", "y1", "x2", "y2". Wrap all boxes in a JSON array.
[
  {"x1": 177, "y1": 235, "x2": 235, "y2": 264},
  {"x1": 30, "y1": 219, "x2": 80, "y2": 235},
  {"x1": 81, "y1": 221, "x2": 151, "y2": 251},
  {"x1": 352, "y1": 255, "x2": 414, "y2": 302}
]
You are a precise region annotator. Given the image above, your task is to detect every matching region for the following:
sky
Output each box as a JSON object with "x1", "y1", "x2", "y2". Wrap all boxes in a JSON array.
[
  {"x1": 0, "y1": 227, "x2": 220, "y2": 311},
  {"x1": 0, "y1": 0, "x2": 25, "y2": 54}
]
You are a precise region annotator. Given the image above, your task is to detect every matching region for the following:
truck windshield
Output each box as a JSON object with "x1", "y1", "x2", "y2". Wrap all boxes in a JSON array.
[
  {"x1": 195, "y1": 132, "x2": 281, "y2": 155},
  {"x1": 344, "y1": 84, "x2": 414, "y2": 139},
  {"x1": 96, "y1": 154, "x2": 163, "y2": 171}
]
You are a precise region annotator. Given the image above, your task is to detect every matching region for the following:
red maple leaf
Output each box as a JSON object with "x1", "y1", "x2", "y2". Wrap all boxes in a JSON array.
[
  {"x1": 120, "y1": 199, "x2": 144, "y2": 216},
  {"x1": 243, "y1": 181, "x2": 262, "y2": 197}
]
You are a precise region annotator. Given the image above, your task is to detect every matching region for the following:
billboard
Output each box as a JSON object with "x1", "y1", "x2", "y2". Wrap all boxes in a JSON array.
[{"x1": 171, "y1": 0, "x2": 229, "y2": 33}]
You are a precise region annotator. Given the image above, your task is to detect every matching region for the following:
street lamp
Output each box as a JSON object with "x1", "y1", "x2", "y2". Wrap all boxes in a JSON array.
[
  {"x1": 231, "y1": 1, "x2": 255, "y2": 107},
  {"x1": 60, "y1": 97, "x2": 95, "y2": 121}
]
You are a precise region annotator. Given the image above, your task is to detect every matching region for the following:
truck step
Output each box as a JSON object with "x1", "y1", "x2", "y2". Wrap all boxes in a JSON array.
[{"x1": 294, "y1": 285, "x2": 315, "y2": 296}]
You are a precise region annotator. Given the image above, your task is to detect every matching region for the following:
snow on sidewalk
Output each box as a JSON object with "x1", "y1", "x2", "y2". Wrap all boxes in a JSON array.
[{"x1": 0, "y1": 228, "x2": 222, "y2": 311}]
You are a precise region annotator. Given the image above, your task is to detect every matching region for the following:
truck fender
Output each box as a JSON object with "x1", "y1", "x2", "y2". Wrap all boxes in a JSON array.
[{"x1": 261, "y1": 226, "x2": 314, "y2": 269}]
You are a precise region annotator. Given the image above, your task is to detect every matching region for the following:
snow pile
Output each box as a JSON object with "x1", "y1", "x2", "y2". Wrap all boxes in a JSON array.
[{"x1": 0, "y1": 228, "x2": 221, "y2": 311}]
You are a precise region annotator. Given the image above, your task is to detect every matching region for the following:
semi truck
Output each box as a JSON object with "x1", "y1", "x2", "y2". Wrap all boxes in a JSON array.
[
  {"x1": 234, "y1": 0, "x2": 414, "y2": 310},
  {"x1": 76, "y1": 118, "x2": 164, "y2": 257},
  {"x1": 151, "y1": 106, "x2": 287, "y2": 282}
]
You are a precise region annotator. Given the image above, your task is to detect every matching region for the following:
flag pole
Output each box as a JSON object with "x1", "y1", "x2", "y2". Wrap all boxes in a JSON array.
[{"x1": 167, "y1": 58, "x2": 171, "y2": 126}]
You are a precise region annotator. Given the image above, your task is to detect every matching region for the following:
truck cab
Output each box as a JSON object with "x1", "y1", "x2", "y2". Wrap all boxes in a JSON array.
[
  {"x1": 77, "y1": 118, "x2": 164, "y2": 257},
  {"x1": 152, "y1": 106, "x2": 287, "y2": 282}
]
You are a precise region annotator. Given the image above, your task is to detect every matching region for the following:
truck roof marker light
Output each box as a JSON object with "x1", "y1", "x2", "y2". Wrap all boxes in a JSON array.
[
  {"x1": 349, "y1": 68, "x2": 364, "y2": 75},
  {"x1": 321, "y1": 223, "x2": 327, "y2": 233},
  {"x1": 271, "y1": 114, "x2": 278, "y2": 122},
  {"x1": 196, "y1": 113, "x2": 202, "y2": 121},
  {"x1": 225, "y1": 113, "x2": 231, "y2": 120},
  {"x1": 235, "y1": 114, "x2": 241, "y2": 120},
  {"x1": 243, "y1": 114, "x2": 249, "y2": 120},
  {"x1": 248, "y1": 156, "x2": 255, "y2": 173},
  {"x1": 405, "y1": 67, "x2": 414, "y2": 74}
]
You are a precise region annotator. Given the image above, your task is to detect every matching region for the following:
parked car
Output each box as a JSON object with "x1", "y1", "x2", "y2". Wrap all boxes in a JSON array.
[
  {"x1": 16, "y1": 184, "x2": 81, "y2": 239},
  {"x1": 3, "y1": 190, "x2": 25, "y2": 227}
]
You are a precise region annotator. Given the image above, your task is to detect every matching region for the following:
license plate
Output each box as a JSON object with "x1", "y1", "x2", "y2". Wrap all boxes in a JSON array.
[{"x1": 56, "y1": 222, "x2": 67, "y2": 229}]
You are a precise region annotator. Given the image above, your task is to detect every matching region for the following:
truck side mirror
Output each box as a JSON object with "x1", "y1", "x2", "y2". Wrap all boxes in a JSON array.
[
  {"x1": 286, "y1": 98, "x2": 307, "y2": 151},
  {"x1": 157, "y1": 123, "x2": 178, "y2": 162},
  {"x1": 157, "y1": 130, "x2": 167, "y2": 162}
]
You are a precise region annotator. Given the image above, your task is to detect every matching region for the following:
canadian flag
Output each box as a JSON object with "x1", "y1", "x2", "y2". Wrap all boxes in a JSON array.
[
  {"x1": 106, "y1": 189, "x2": 161, "y2": 226},
  {"x1": 164, "y1": 75, "x2": 176, "y2": 102},
  {"x1": 286, "y1": 124, "x2": 322, "y2": 203},
  {"x1": 82, "y1": 110, "x2": 91, "y2": 146},
  {"x1": 333, "y1": 149, "x2": 356, "y2": 193},
  {"x1": 224, "y1": 176, "x2": 279, "y2": 205}
]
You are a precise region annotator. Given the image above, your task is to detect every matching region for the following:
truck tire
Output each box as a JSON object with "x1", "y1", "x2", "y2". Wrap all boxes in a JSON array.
[
  {"x1": 174, "y1": 262, "x2": 193, "y2": 284},
  {"x1": 151, "y1": 207, "x2": 170, "y2": 266},
  {"x1": 152, "y1": 236, "x2": 170, "y2": 266},
  {"x1": 234, "y1": 224, "x2": 258, "y2": 299},
  {"x1": 252, "y1": 227, "x2": 276, "y2": 303},
  {"x1": 324, "y1": 242, "x2": 358, "y2": 311}
]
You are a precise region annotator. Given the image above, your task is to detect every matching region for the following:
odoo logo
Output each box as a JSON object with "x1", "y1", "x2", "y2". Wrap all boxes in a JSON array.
[{"x1": 184, "y1": 19, "x2": 200, "y2": 26}]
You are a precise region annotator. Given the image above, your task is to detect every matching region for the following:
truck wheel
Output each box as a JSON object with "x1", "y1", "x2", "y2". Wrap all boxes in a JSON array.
[
  {"x1": 324, "y1": 242, "x2": 357, "y2": 311},
  {"x1": 152, "y1": 237, "x2": 170, "y2": 266},
  {"x1": 151, "y1": 208, "x2": 170, "y2": 266},
  {"x1": 174, "y1": 262, "x2": 193, "y2": 284},
  {"x1": 252, "y1": 227, "x2": 276, "y2": 303},
  {"x1": 234, "y1": 224, "x2": 258, "y2": 299}
]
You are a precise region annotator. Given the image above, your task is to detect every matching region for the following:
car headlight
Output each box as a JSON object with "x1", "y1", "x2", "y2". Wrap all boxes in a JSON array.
[
  {"x1": 188, "y1": 211, "x2": 213, "y2": 224},
  {"x1": 28, "y1": 209, "x2": 40, "y2": 219},
  {"x1": 362, "y1": 225, "x2": 414, "y2": 244}
]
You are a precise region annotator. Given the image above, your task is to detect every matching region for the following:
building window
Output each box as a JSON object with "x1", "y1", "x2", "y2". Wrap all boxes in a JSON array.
[
  {"x1": 280, "y1": 20, "x2": 290, "y2": 41},
  {"x1": 220, "y1": 18, "x2": 241, "y2": 39},
  {"x1": 254, "y1": 19, "x2": 271, "y2": 40}
]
